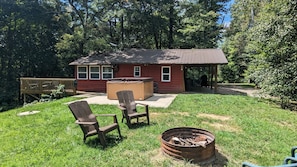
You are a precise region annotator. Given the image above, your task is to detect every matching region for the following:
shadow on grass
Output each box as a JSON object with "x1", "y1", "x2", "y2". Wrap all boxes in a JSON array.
[
  {"x1": 195, "y1": 149, "x2": 228, "y2": 167},
  {"x1": 161, "y1": 148, "x2": 229, "y2": 166},
  {"x1": 85, "y1": 135, "x2": 125, "y2": 149},
  {"x1": 207, "y1": 149, "x2": 228, "y2": 167},
  {"x1": 123, "y1": 122, "x2": 156, "y2": 129}
]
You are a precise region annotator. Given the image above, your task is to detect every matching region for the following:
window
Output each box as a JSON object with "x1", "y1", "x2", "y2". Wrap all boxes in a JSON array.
[
  {"x1": 89, "y1": 66, "x2": 100, "y2": 80},
  {"x1": 77, "y1": 66, "x2": 88, "y2": 79},
  {"x1": 161, "y1": 66, "x2": 171, "y2": 82},
  {"x1": 134, "y1": 66, "x2": 141, "y2": 77},
  {"x1": 102, "y1": 65, "x2": 113, "y2": 79}
]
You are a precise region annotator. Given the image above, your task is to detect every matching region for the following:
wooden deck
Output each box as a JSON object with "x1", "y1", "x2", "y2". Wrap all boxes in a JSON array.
[{"x1": 20, "y1": 77, "x2": 77, "y2": 102}]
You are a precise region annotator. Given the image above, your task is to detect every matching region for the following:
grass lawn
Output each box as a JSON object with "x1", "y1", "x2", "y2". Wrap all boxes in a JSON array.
[{"x1": 1, "y1": 93, "x2": 297, "y2": 166}]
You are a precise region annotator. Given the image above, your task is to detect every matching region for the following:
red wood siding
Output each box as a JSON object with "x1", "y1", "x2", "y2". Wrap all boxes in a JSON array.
[
  {"x1": 77, "y1": 80, "x2": 106, "y2": 92},
  {"x1": 162, "y1": 65, "x2": 185, "y2": 93},
  {"x1": 114, "y1": 64, "x2": 135, "y2": 77},
  {"x1": 75, "y1": 64, "x2": 185, "y2": 93}
]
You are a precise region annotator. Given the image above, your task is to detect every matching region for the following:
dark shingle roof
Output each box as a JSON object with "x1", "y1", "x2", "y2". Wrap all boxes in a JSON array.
[{"x1": 69, "y1": 49, "x2": 228, "y2": 65}]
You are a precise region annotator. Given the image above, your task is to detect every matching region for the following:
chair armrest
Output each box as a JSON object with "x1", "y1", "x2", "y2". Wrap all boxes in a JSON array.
[
  {"x1": 75, "y1": 120, "x2": 97, "y2": 125},
  {"x1": 291, "y1": 146, "x2": 297, "y2": 158},
  {"x1": 242, "y1": 162, "x2": 260, "y2": 167},
  {"x1": 95, "y1": 114, "x2": 116, "y2": 117},
  {"x1": 243, "y1": 160, "x2": 297, "y2": 167},
  {"x1": 137, "y1": 103, "x2": 149, "y2": 114},
  {"x1": 117, "y1": 105, "x2": 126, "y2": 111},
  {"x1": 95, "y1": 114, "x2": 119, "y2": 124},
  {"x1": 136, "y1": 103, "x2": 148, "y2": 107},
  {"x1": 284, "y1": 156, "x2": 297, "y2": 164}
]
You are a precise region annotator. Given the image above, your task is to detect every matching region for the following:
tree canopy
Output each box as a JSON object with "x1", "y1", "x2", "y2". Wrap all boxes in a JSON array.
[
  {"x1": 2, "y1": 0, "x2": 296, "y2": 110},
  {"x1": 0, "y1": 0, "x2": 229, "y2": 111},
  {"x1": 222, "y1": 0, "x2": 297, "y2": 108}
]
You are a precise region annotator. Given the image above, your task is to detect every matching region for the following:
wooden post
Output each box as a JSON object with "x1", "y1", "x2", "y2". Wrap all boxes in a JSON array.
[
  {"x1": 208, "y1": 65, "x2": 212, "y2": 89},
  {"x1": 214, "y1": 65, "x2": 218, "y2": 92},
  {"x1": 23, "y1": 94, "x2": 26, "y2": 105}
]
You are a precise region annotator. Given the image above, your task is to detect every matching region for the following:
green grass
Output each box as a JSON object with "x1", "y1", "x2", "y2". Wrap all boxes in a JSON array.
[{"x1": 1, "y1": 94, "x2": 297, "y2": 166}]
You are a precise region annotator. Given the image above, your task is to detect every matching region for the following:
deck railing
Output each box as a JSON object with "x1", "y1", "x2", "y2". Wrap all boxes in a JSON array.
[{"x1": 20, "y1": 77, "x2": 77, "y2": 95}]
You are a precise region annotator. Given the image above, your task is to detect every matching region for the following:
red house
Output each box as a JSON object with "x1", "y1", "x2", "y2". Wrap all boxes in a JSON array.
[{"x1": 69, "y1": 49, "x2": 228, "y2": 93}]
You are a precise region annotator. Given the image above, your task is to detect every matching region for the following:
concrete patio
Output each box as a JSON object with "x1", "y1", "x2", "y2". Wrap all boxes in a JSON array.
[
  {"x1": 71, "y1": 85, "x2": 259, "y2": 108},
  {"x1": 73, "y1": 92, "x2": 177, "y2": 108}
]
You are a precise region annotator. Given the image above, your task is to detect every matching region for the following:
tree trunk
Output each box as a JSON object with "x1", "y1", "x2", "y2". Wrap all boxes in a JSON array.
[
  {"x1": 168, "y1": 4, "x2": 174, "y2": 49},
  {"x1": 121, "y1": 14, "x2": 124, "y2": 45},
  {"x1": 154, "y1": 32, "x2": 159, "y2": 49}
]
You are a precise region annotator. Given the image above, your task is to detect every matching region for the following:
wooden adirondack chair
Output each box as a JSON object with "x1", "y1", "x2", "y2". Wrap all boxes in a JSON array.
[
  {"x1": 116, "y1": 90, "x2": 150, "y2": 128},
  {"x1": 242, "y1": 146, "x2": 297, "y2": 167},
  {"x1": 68, "y1": 101, "x2": 122, "y2": 147}
]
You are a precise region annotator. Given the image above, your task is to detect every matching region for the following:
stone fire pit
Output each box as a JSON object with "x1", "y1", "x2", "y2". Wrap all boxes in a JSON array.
[{"x1": 160, "y1": 127, "x2": 215, "y2": 163}]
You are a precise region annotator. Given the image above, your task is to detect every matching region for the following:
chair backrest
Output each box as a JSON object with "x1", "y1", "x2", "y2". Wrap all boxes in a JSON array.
[
  {"x1": 68, "y1": 101, "x2": 97, "y2": 134},
  {"x1": 116, "y1": 90, "x2": 137, "y2": 114}
]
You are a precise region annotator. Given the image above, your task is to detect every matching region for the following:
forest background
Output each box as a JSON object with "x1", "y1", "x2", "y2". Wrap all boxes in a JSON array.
[{"x1": 0, "y1": 0, "x2": 296, "y2": 111}]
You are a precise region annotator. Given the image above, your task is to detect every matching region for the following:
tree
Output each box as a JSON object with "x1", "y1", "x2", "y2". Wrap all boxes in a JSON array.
[
  {"x1": 0, "y1": 0, "x2": 61, "y2": 111},
  {"x1": 247, "y1": 0, "x2": 297, "y2": 108},
  {"x1": 0, "y1": 0, "x2": 230, "y2": 111},
  {"x1": 175, "y1": 0, "x2": 229, "y2": 49},
  {"x1": 222, "y1": 0, "x2": 297, "y2": 108},
  {"x1": 220, "y1": 0, "x2": 268, "y2": 83},
  {"x1": 55, "y1": 0, "x2": 115, "y2": 55},
  {"x1": 54, "y1": 0, "x2": 228, "y2": 50}
]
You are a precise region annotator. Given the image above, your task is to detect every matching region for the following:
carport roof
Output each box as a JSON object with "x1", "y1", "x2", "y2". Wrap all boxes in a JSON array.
[{"x1": 69, "y1": 48, "x2": 228, "y2": 65}]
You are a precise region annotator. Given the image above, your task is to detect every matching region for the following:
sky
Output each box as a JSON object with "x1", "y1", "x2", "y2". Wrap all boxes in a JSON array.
[{"x1": 220, "y1": 0, "x2": 234, "y2": 27}]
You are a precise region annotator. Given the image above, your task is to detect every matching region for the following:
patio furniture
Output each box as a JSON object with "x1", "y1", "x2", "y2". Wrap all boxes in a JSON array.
[
  {"x1": 116, "y1": 90, "x2": 150, "y2": 128},
  {"x1": 291, "y1": 146, "x2": 297, "y2": 161},
  {"x1": 242, "y1": 146, "x2": 297, "y2": 167},
  {"x1": 68, "y1": 101, "x2": 122, "y2": 147}
]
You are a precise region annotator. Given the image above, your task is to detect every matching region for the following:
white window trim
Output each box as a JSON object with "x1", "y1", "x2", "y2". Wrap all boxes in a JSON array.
[
  {"x1": 89, "y1": 66, "x2": 100, "y2": 80},
  {"x1": 77, "y1": 66, "x2": 88, "y2": 80},
  {"x1": 101, "y1": 65, "x2": 113, "y2": 80},
  {"x1": 134, "y1": 66, "x2": 141, "y2": 77},
  {"x1": 161, "y1": 66, "x2": 171, "y2": 82}
]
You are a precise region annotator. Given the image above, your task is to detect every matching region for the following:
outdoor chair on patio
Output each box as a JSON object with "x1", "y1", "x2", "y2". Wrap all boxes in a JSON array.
[
  {"x1": 116, "y1": 90, "x2": 150, "y2": 128},
  {"x1": 242, "y1": 146, "x2": 297, "y2": 167},
  {"x1": 68, "y1": 101, "x2": 122, "y2": 147}
]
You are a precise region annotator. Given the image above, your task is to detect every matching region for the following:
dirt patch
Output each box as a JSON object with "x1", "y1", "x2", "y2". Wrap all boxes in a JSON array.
[
  {"x1": 276, "y1": 121, "x2": 294, "y2": 128},
  {"x1": 202, "y1": 121, "x2": 241, "y2": 133},
  {"x1": 150, "y1": 112, "x2": 165, "y2": 117},
  {"x1": 173, "y1": 111, "x2": 190, "y2": 116},
  {"x1": 149, "y1": 112, "x2": 170, "y2": 119},
  {"x1": 150, "y1": 148, "x2": 170, "y2": 163},
  {"x1": 150, "y1": 112, "x2": 190, "y2": 119},
  {"x1": 198, "y1": 113, "x2": 231, "y2": 121},
  {"x1": 198, "y1": 113, "x2": 241, "y2": 132}
]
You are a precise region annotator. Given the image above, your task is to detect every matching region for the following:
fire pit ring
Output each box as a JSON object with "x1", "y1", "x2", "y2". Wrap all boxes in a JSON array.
[{"x1": 161, "y1": 127, "x2": 215, "y2": 163}]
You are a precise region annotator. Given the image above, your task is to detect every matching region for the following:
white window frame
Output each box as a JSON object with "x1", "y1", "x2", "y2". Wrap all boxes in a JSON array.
[
  {"x1": 89, "y1": 66, "x2": 100, "y2": 80},
  {"x1": 101, "y1": 65, "x2": 113, "y2": 80},
  {"x1": 134, "y1": 66, "x2": 141, "y2": 77},
  {"x1": 77, "y1": 66, "x2": 88, "y2": 80},
  {"x1": 161, "y1": 66, "x2": 171, "y2": 82}
]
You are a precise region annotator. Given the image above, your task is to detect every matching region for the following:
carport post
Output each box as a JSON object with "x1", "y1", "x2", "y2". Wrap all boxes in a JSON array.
[{"x1": 214, "y1": 65, "x2": 218, "y2": 92}]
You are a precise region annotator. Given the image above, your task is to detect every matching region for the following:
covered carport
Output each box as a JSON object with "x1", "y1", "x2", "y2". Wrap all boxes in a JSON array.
[
  {"x1": 181, "y1": 49, "x2": 227, "y2": 92},
  {"x1": 184, "y1": 64, "x2": 220, "y2": 92}
]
